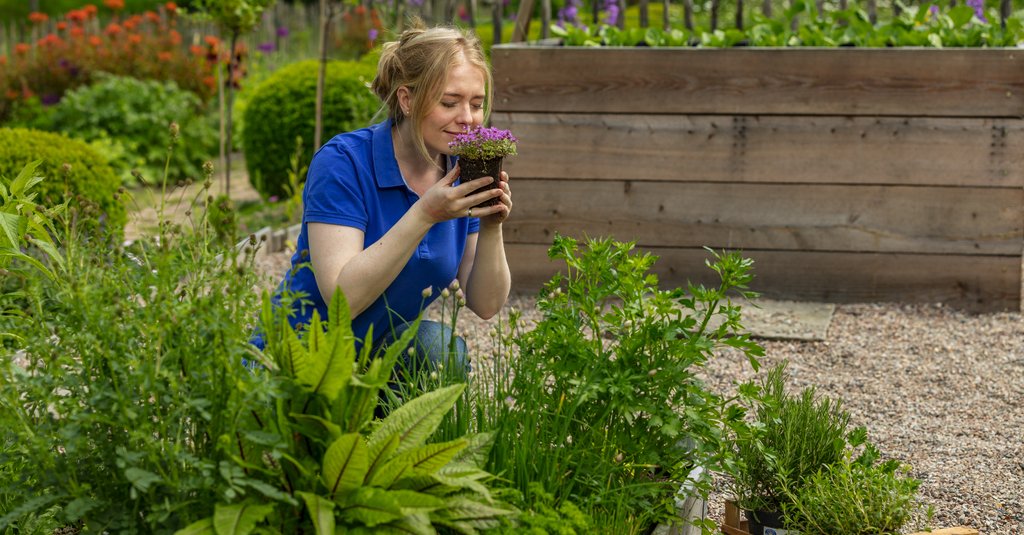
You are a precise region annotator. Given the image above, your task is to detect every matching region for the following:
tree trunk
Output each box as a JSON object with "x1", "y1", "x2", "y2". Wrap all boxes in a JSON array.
[
  {"x1": 867, "y1": 0, "x2": 877, "y2": 24},
  {"x1": 468, "y1": 0, "x2": 478, "y2": 28},
  {"x1": 710, "y1": 0, "x2": 719, "y2": 30},
  {"x1": 639, "y1": 0, "x2": 649, "y2": 28},
  {"x1": 762, "y1": 0, "x2": 771, "y2": 18},
  {"x1": 493, "y1": 0, "x2": 503, "y2": 45},
  {"x1": 1000, "y1": 0, "x2": 1010, "y2": 29},
  {"x1": 663, "y1": 0, "x2": 670, "y2": 31},
  {"x1": 735, "y1": 0, "x2": 743, "y2": 29},
  {"x1": 315, "y1": 0, "x2": 333, "y2": 154},
  {"x1": 683, "y1": 0, "x2": 694, "y2": 29},
  {"x1": 617, "y1": 0, "x2": 626, "y2": 28},
  {"x1": 541, "y1": 0, "x2": 550, "y2": 38},
  {"x1": 225, "y1": 31, "x2": 241, "y2": 198}
]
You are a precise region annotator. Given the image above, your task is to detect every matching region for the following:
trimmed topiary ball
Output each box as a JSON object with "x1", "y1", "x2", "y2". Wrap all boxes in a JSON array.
[
  {"x1": 0, "y1": 128, "x2": 126, "y2": 235},
  {"x1": 242, "y1": 59, "x2": 379, "y2": 200}
]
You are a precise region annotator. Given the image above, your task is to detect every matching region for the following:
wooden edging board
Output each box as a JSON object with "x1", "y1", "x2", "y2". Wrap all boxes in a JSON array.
[{"x1": 721, "y1": 500, "x2": 978, "y2": 535}]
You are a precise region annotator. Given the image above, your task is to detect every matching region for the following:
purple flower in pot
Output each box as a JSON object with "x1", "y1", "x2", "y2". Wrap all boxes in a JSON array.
[{"x1": 448, "y1": 126, "x2": 518, "y2": 208}]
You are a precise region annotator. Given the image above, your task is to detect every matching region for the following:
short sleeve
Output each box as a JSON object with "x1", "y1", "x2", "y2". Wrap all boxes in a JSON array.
[
  {"x1": 468, "y1": 217, "x2": 481, "y2": 234},
  {"x1": 302, "y1": 145, "x2": 367, "y2": 231}
]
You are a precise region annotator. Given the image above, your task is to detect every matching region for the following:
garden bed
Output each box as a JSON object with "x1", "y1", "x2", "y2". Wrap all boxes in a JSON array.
[{"x1": 490, "y1": 45, "x2": 1024, "y2": 311}]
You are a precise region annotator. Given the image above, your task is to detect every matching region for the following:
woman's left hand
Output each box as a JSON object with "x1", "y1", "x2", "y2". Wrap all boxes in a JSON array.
[{"x1": 477, "y1": 171, "x2": 512, "y2": 226}]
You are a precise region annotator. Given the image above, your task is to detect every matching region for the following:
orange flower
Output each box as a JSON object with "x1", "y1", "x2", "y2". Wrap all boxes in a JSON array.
[
  {"x1": 124, "y1": 19, "x2": 138, "y2": 30},
  {"x1": 38, "y1": 34, "x2": 63, "y2": 48},
  {"x1": 66, "y1": 9, "x2": 87, "y2": 23},
  {"x1": 104, "y1": 23, "x2": 123, "y2": 36},
  {"x1": 6, "y1": 90, "x2": 19, "y2": 100},
  {"x1": 70, "y1": 27, "x2": 85, "y2": 38},
  {"x1": 202, "y1": 76, "x2": 216, "y2": 90},
  {"x1": 84, "y1": 4, "x2": 98, "y2": 16},
  {"x1": 28, "y1": 11, "x2": 49, "y2": 24},
  {"x1": 165, "y1": 2, "x2": 177, "y2": 13},
  {"x1": 189, "y1": 45, "x2": 204, "y2": 56},
  {"x1": 0, "y1": 56, "x2": 6, "y2": 66},
  {"x1": 14, "y1": 43, "x2": 30, "y2": 55},
  {"x1": 204, "y1": 35, "x2": 220, "y2": 48},
  {"x1": 145, "y1": 11, "x2": 161, "y2": 23},
  {"x1": 169, "y1": 29, "x2": 182, "y2": 45},
  {"x1": 104, "y1": 0, "x2": 125, "y2": 10},
  {"x1": 355, "y1": 5, "x2": 366, "y2": 15},
  {"x1": 89, "y1": 36, "x2": 103, "y2": 47},
  {"x1": 56, "y1": 21, "x2": 68, "y2": 31},
  {"x1": 158, "y1": 51, "x2": 173, "y2": 62},
  {"x1": 128, "y1": 34, "x2": 143, "y2": 44}
]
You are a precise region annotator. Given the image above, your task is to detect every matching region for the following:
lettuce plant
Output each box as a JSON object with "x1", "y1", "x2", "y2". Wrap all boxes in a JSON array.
[
  {"x1": 480, "y1": 235, "x2": 764, "y2": 531},
  {"x1": 178, "y1": 290, "x2": 513, "y2": 534}
]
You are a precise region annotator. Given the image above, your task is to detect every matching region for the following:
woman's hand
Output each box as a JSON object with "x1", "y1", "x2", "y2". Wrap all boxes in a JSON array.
[
  {"x1": 477, "y1": 171, "x2": 512, "y2": 227},
  {"x1": 416, "y1": 164, "x2": 507, "y2": 223}
]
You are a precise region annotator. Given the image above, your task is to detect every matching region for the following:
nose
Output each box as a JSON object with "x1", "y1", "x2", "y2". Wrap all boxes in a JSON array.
[{"x1": 456, "y1": 103, "x2": 475, "y2": 126}]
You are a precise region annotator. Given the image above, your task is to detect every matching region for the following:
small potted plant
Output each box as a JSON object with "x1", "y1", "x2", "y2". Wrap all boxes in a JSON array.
[
  {"x1": 448, "y1": 125, "x2": 518, "y2": 207},
  {"x1": 729, "y1": 361, "x2": 851, "y2": 535}
]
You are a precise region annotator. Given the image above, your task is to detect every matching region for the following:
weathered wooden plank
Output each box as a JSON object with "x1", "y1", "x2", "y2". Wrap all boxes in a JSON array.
[
  {"x1": 506, "y1": 244, "x2": 1021, "y2": 311},
  {"x1": 491, "y1": 46, "x2": 1024, "y2": 117},
  {"x1": 492, "y1": 112, "x2": 1024, "y2": 188},
  {"x1": 503, "y1": 179, "x2": 1024, "y2": 255}
]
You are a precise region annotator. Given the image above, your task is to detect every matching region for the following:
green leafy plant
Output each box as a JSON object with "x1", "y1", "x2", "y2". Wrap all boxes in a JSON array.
[
  {"x1": 779, "y1": 443, "x2": 931, "y2": 534},
  {"x1": 41, "y1": 73, "x2": 218, "y2": 186},
  {"x1": 178, "y1": 289, "x2": 514, "y2": 534},
  {"x1": 0, "y1": 161, "x2": 65, "y2": 285},
  {"x1": 241, "y1": 59, "x2": 378, "y2": 199},
  {"x1": 480, "y1": 235, "x2": 763, "y2": 531},
  {"x1": 0, "y1": 127, "x2": 125, "y2": 236},
  {"x1": 729, "y1": 361, "x2": 853, "y2": 515},
  {"x1": 0, "y1": 160, "x2": 269, "y2": 531}
]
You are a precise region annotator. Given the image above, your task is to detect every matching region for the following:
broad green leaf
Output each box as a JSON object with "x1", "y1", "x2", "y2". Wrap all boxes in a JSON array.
[
  {"x1": 451, "y1": 433, "x2": 493, "y2": 468},
  {"x1": 8, "y1": 160, "x2": 43, "y2": 197},
  {"x1": 437, "y1": 496, "x2": 514, "y2": 526},
  {"x1": 368, "y1": 456, "x2": 412, "y2": 489},
  {"x1": 213, "y1": 503, "x2": 273, "y2": 535},
  {"x1": 387, "y1": 490, "x2": 445, "y2": 514},
  {"x1": 297, "y1": 491, "x2": 335, "y2": 535},
  {"x1": 175, "y1": 517, "x2": 215, "y2": 535},
  {"x1": 392, "y1": 439, "x2": 467, "y2": 476},
  {"x1": 0, "y1": 212, "x2": 27, "y2": 250},
  {"x1": 290, "y1": 413, "x2": 342, "y2": 444},
  {"x1": 337, "y1": 487, "x2": 403, "y2": 528},
  {"x1": 322, "y1": 433, "x2": 369, "y2": 500},
  {"x1": 27, "y1": 236, "x2": 64, "y2": 272},
  {"x1": 365, "y1": 432, "x2": 400, "y2": 485},
  {"x1": 346, "y1": 513, "x2": 433, "y2": 535},
  {"x1": 124, "y1": 467, "x2": 162, "y2": 492},
  {"x1": 368, "y1": 384, "x2": 465, "y2": 457}
]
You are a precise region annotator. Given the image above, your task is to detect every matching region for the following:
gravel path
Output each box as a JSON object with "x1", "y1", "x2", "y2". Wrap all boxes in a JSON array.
[{"x1": 254, "y1": 249, "x2": 1024, "y2": 534}]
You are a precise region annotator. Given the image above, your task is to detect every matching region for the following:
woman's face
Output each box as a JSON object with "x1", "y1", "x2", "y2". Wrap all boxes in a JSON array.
[{"x1": 421, "y1": 59, "x2": 486, "y2": 158}]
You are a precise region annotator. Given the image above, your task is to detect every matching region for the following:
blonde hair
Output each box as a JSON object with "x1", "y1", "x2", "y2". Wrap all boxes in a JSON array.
[{"x1": 371, "y1": 21, "x2": 493, "y2": 167}]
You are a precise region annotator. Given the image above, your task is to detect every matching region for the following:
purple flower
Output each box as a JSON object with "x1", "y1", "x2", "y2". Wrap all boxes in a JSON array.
[
  {"x1": 929, "y1": 4, "x2": 939, "y2": 16},
  {"x1": 558, "y1": 0, "x2": 581, "y2": 25},
  {"x1": 603, "y1": 0, "x2": 620, "y2": 26},
  {"x1": 275, "y1": 26, "x2": 289, "y2": 38},
  {"x1": 966, "y1": 0, "x2": 986, "y2": 22},
  {"x1": 407, "y1": 0, "x2": 424, "y2": 6},
  {"x1": 368, "y1": 28, "x2": 379, "y2": 45},
  {"x1": 448, "y1": 126, "x2": 519, "y2": 160},
  {"x1": 257, "y1": 41, "x2": 275, "y2": 53}
]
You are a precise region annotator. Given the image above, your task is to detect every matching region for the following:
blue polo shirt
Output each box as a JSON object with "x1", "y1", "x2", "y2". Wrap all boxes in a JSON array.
[{"x1": 272, "y1": 119, "x2": 479, "y2": 347}]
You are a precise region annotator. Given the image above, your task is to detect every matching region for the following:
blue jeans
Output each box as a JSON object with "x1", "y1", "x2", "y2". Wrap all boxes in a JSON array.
[{"x1": 376, "y1": 320, "x2": 469, "y2": 378}]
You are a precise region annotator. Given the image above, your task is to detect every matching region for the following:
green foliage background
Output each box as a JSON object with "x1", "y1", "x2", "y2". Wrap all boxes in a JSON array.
[
  {"x1": 241, "y1": 59, "x2": 379, "y2": 199},
  {"x1": 0, "y1": 127, "x2": 125, "y2": 234}
]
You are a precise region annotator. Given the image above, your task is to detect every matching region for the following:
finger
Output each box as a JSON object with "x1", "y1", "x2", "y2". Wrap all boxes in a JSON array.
[
  {"x1": 464, "y1": 186, "x2": 503, "y2": 208},
  {"x1": 500, "y1": 171, "x2": 509, "y2": 182},
  {"x1": 454, "y1": 175, "x2": 495, "y2": 196},
  {"x1": 441, "y1": 164, "x2": 461, "y2": 186}
]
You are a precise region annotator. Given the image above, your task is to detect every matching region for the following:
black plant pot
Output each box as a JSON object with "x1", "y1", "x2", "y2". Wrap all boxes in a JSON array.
[
  {"x1": 745, "y1": 509, "x2": 789, "y2": 535},
  {"x1": 458, "y1": 156, "x2": 503, "y2": 208}
]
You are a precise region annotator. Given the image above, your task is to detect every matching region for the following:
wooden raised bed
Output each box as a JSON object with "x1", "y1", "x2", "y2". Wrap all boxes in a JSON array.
[
  {"x1": 721, "y1": 500, "x2": 977, "y2": 535},
  {"x1": 491, "y1": 46, "x2": 1024, "y2": 311}
]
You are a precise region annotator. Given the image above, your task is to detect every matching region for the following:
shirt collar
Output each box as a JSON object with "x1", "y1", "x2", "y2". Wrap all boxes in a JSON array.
[
  {"x1": 372, "y1": 118, "x2": 459, "y2": 188},
  {"x1": 372, "y1": 118, "x2": 405, "y2": 189}
]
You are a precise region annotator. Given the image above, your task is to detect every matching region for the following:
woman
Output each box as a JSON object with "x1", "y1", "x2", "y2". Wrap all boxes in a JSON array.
[{"x1": 262, "y1": 23, "x2": 512, "y2": 375}]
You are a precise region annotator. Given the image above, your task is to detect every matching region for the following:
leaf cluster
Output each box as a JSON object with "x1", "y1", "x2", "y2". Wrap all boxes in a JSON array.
[
  {"x1": 483, "y1": 234, "x2": 763, "y2": 530},
  {"x1": 178, "y1": 289, "x2": 513, "y2": 534},
  {"x1": 0, "y1": 173, "x2": 269, "y2": 531},
  {"x1": 552, "y1": 1, "x2": 1023, "y2": 47}
]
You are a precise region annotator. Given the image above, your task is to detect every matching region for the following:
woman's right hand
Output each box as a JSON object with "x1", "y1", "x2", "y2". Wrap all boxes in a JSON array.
[{"x1": 416, "y1": 164, "x2": 505, "y2": 223}]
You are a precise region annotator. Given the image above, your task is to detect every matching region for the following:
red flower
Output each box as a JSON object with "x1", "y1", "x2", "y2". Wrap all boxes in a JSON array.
[
  {"x1": 89, "y1": 36, "x2": 103, "y2": 47},
  {"x1": 56, "y1": 22, "x2": 68, "y2": 31},
  {"x1": 0, "y1": 56, "x2": 6, "y2": 66},
  {"x1": 190, "y1": 45, "x2": 205, "y2": 57},
  {"x1": 6, "y1": 90, "x2": 19, "y2": 100},
  {"x1": 204, "y1": 35, "x2": 220, "y2": 48},
  {"x1": 104, "y1": 23, "x2": 123, "y2": 36},
  {"x1": 28, "y1": 12, "x2": 49, "y2": 24},
  {"x1": 202, "y1": 76, "x2": 216, "y2": 90},
  {"x1": 158, "y1": 51, "x2": 173, "y2": 62},
  {"x1": 104, "y1": 0, "x2": 126, "y2": 11},
  {"x1": 84, "y1": 4, "x2": 98, "y2": 16},
  {"x1": 128, "y1": 34, "x2": 143, "y2": 44},
  {"x1": 169, "y1": 29, "x2": 182, "y2": 45},
  {"x1": 355, "y1": 5, "x2": 366, "y2": 15},
  {"x1": 145, "y1": 11, "x2": 161, "y2": 23},
  {"x1": 70, "y1": 27, "x2": 85, "y2": 38},
  {"x1": 14, "y1": 43, "x2": 30, "y2": 55},
  {"x1": 165, "y1": 2, "x2": 178, "y2": 13}
]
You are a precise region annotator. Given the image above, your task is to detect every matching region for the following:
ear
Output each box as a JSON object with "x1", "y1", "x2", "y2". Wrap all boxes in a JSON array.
[{"x1": 396, "y1": 86, "x2": 412, "y2": 116}]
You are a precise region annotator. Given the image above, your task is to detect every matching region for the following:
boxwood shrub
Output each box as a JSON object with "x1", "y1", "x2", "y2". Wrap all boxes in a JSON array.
[
  {"x1": 0, "y1": 128, "x2": 125, "y2": 235},
  {"x1": 241, "y1": 59, "x2": 379, "y2": 199}
]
